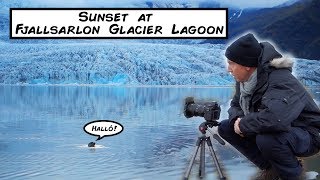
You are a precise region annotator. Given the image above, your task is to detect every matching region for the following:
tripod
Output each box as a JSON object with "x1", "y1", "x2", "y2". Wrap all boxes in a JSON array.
[{"x1": 184, "y1": 121, "x2": 226, "y2": 180}]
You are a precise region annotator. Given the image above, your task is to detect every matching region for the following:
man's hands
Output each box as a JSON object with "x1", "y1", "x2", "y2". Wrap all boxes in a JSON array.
[{"x1": 234, "y1": 118, "x2": 244, "y2": 137}]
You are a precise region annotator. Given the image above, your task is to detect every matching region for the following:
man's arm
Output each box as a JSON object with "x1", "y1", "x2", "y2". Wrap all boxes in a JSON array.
[{"x1": 239, "y1": 81, "x2": 305, "y2": 136}]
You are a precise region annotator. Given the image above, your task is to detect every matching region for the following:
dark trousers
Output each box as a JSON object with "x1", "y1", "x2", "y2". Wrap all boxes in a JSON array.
[{"x1": 218, "y1": 119, "x2": 319, "y2": 180}]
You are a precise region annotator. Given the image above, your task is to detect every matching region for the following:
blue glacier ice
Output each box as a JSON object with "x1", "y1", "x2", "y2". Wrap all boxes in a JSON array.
[
  {"x1": 0, "y1": 42, "x2": 230, "y2": 85},
  {"x1": 0, "y1": 41, "x2": 319, "y2": 85},
  {"x1": 0, "y1": 0, "x2": 319, "y2": 86}
]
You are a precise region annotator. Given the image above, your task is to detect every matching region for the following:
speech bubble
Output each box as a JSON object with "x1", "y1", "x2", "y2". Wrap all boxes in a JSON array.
[{"x1": 83, "y1": 120, "x2": 124, "y2": 141}]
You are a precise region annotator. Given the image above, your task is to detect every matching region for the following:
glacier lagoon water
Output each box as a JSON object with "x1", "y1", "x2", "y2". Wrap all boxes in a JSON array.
[{"x1": 0, "y1": 85, "x2": 319, "y2": 180}]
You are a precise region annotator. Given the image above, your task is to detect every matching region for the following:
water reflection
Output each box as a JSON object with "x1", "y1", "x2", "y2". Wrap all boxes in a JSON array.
[{"x1": 0, "y1": 85, "x2": 319, "y2": 180}]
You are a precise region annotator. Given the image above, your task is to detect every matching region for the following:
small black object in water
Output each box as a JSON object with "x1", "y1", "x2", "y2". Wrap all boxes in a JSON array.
[{"x1": 88, "y1": 142, "x2": 96, "y2": 147}]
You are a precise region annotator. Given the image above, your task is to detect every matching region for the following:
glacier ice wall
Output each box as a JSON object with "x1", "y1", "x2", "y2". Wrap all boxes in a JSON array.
[
  {"x1": 0, "y1": 41, "x2": 319, "y2": 86},
  {"x1": 0, "y1": 42, "x2": 234, "y2": 85}
]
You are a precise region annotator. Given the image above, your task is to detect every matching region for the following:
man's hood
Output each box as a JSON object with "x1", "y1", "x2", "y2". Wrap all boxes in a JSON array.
[
  {"x1": 270, "y1": 57, "x2": 294, "y2": 69},
  {"x1": 259, "y1": 42, "x2": 294, "y2": 70},
  {"x1": 252, "y1": 41, "x2": 292, "y2": 98}
]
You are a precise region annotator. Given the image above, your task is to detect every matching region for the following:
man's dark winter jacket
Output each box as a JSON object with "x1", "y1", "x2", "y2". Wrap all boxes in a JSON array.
[{"x1": 228, "y1": 42, "x2": 320, "y2": 145}]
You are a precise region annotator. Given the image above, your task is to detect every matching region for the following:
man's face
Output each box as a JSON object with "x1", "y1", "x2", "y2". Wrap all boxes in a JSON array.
[{"x1": 227, "y1": 60, "x2": 252, "y2": 82}]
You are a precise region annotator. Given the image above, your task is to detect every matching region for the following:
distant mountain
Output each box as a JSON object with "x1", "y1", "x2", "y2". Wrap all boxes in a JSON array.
[
  {"x1": 275, "y1": 0, "x2": 301, "y2": 8},
  {"x1": 203, "y1": 0, "x2": 320, "y2": 59}
]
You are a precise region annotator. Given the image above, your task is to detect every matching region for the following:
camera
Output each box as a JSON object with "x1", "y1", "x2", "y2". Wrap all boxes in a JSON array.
[{"x1": 184, "y1": 97, "x2": 221, "y2": 122}]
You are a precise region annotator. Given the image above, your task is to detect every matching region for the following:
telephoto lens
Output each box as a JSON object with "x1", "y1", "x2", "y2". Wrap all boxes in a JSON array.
[{"x1": 184, "y1": 97, "x2": 221, "y2": 122}]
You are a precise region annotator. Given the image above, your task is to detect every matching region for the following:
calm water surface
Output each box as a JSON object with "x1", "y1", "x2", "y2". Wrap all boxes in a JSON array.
[{"x1": 0, "y1": 85, "x2": 319, "y2": 180}]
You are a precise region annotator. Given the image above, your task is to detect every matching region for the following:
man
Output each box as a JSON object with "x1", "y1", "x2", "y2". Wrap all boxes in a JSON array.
[{"x1": 218, "y1": 33, "x2": 320, "y2": 180}]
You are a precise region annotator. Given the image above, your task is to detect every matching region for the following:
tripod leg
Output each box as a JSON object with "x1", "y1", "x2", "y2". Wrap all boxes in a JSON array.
[
  {"x1": 199, "y1": 137, "x2": 206, "y2": 178},
  {"x1": 184, "y1": 137, "x2": 203, "y2": 180},
  {"x1": 206, "y1": 137, "x2": 226, "y2": 180}
]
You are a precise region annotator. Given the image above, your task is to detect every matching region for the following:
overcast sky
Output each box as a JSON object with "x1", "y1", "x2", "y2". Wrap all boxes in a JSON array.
[
  {"x1": 216, "y1": 0, "x2": 291, "y2": 8},
  {"x1": 24, "y1": 0, "x2": 292, "y2": 8}
]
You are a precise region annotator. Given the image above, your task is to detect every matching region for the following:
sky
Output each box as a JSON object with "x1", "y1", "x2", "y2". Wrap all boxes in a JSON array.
[
  {"x1": 215, "y1": 0, "x2": 291, "y2": 8},
  {"x1": 7, "y1": 0, "x2": 293, "y2": 9}
]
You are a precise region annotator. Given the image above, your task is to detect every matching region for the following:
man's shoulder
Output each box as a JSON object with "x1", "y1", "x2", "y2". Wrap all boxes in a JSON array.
[
  {"x1": 266, "y1": 68, "x2": 306, "y2": 97},
  {"x1": 268, "y1": 68, "x2": 297, "y2": 85}
]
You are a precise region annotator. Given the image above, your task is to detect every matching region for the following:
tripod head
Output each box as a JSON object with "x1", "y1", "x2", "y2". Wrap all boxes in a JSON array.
[
  {"x1": 198, "y1": 121, "x2": 225, "y2": 145},
  {"x1": 198, "y1": 121, "x2": 220, "y2": 134}
]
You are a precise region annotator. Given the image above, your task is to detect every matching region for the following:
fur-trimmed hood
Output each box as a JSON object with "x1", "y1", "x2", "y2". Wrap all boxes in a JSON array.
[
  {"x1": 259, "y1": 42, "x2": 294, "y2": 71},
  {"x1": 270, "y1": 57, "x2": 294, "y2": 69},
  {"x1": 259, "y1": 42, "x2": 294, "y2": 70}
]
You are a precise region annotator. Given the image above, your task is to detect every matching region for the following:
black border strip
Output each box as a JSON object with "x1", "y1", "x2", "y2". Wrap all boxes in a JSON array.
[
  {"x1": 10, "y1": 8, "x2": 228, "y2": 39},
  {"x1": 10, "y1": 8, "x2": 13, "y2": 39}
]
